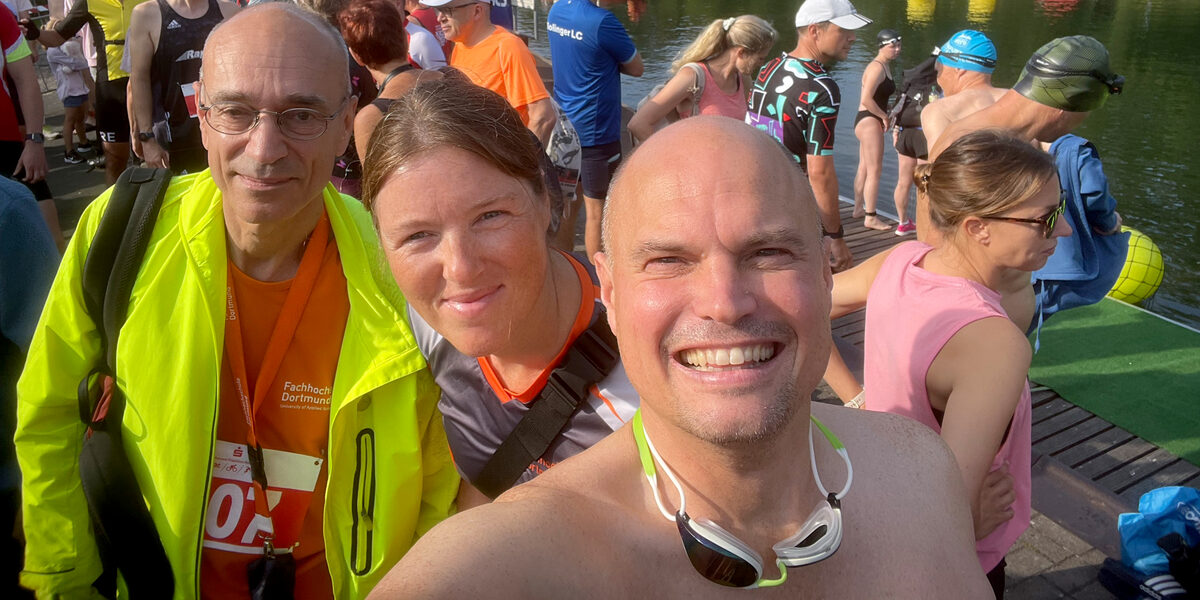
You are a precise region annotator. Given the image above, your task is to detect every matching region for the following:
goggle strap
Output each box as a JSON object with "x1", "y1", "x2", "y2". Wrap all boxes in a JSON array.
[
  {"x1": 809, "y1": 415, "x2": 854, "y2": 500},
  {"x1": 633, "y1": 410, "x2": 687, "y2": 521}
]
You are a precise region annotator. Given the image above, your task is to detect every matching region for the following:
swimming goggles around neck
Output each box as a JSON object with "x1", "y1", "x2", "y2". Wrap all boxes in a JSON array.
[{"x1": 632, "y1": 410, "x2": 853, "y2": 589}]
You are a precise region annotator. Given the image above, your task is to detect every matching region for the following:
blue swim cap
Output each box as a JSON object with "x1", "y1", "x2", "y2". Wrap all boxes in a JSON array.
[{"x1": 937, "y1": 30, "x2": 997, "y2": 74}]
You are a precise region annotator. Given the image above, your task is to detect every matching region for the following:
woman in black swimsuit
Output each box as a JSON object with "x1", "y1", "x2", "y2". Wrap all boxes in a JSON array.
[{"x1": 853, "y1": 28, "x2": 901, "y2": 231}]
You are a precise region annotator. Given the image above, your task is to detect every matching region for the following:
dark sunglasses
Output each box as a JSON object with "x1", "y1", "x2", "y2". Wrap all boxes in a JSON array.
[
  {"x1": 982, "y1": 195, "x2": 1066, "y2": 239},
  {"x1": 633, "y1": 411, "x2": 852, "y2": 588}
]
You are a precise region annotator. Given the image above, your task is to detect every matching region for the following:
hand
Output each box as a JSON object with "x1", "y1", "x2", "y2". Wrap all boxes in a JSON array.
[
  {"x1": 974, "y1": 464, "x2": 1016, "y2": 540},
  {"x1": 18, "y1": 18, "x2": 39, "y2": 41},
  {"x1": 139, "y1": 139, "x2": 170, "y2": 169},
  {"x1": 826, "y1": 237, "x2": 854, "y2": 272},
  {"x1": 15, "y1": 141, "x2": 47, "y2": 183}
]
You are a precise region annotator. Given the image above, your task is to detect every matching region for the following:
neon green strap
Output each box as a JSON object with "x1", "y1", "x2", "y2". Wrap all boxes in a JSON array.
[
  {"x1": 809, "y1": 414, "x2": 845, "y2": 451},
  {"x1": 632, "y1": 410, "x2": 657, "y2": 478}
]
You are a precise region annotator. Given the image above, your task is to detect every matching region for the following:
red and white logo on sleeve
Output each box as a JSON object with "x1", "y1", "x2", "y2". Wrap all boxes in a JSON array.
[{"x1": 202, "y1": 440, "x2": 324, "y2": 554}]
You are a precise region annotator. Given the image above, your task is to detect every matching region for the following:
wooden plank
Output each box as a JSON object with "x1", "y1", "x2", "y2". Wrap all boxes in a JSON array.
[
  {"x1": 1053, "y1": 426, "x2": 1137, "y2": 468},
  {"x1": 1032, "y1": 407, "x2": 1094, "y2": 444},
  {"x1": 1095, "y1": 447, "x2": 1180, "y2": 493},
  {"x1": 1030, "y1": 387, "x2": 1059, "y2": 405},
  {"x1": 1032, "y1": 398, "x2": 1076, "y2": 423},
  {"x1": 1118, "y1": 459, "x2": 1200, "y2": 505},
  {"x1": 1033, "y1": 418, "x2": 1113, "y2": 457},
  {"x1": 1074, "y1": 437, "x2": 1159, "y2": 481}
]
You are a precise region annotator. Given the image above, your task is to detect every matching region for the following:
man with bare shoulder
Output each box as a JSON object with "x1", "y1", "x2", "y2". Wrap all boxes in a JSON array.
[
  {"x1": 369, "y1": 117, "x2": 991, "y2": 599},
  {"x1": 920, "y1": 30, "x2": 1005, "y2": 150},
  {"x1": 126, "y1": 0, "x2": 239, "y2": 173},
  {"x1": 929, "y1": 35, "x2": 1121, "y2": 162}
]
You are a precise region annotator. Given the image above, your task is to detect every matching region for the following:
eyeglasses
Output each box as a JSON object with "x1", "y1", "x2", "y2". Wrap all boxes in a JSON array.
[
  {"x1": 981, "y1": 196, "x2": 1066, "y2": 239},
  {"x1": 633, "y1": 410, "x2": 853, "y2": 588},
  {"x1": 434, "y1": 1, "x2": 481, "y2": 15},
  {"x1": 198, "y1": 97, "x2": 350, "y2": 140}
]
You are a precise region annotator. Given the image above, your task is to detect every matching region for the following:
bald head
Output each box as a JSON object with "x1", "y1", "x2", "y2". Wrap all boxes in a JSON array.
[
  {"x1": 203, "y1": 2, "x2": 350, "y2": 94},
  {"x1": 604, "y1": 117, "x2": 819, "y2": 255}
]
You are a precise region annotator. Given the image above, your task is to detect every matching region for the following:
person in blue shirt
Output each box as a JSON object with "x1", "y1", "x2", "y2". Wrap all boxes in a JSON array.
[
  {"x1": 547, "y1": 0, "x2": 642, "y2": 261},
  {"x1": 0, "y1": 175, "x2": 58, "y2": 595}
]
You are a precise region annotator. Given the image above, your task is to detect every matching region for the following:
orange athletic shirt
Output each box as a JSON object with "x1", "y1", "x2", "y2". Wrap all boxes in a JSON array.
[
  {"x1": 200, "y1": 238, "x2": 349, "y2": 600},
  {"x1": 450, "y1": 25, "x2": 550, "y2": 126}
]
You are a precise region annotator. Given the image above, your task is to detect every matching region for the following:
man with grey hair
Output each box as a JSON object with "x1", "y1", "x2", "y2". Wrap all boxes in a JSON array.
[
  {"x1": 369, "y1": 117, "x2": 989, "y2": 599},
  {"x1": 15, "y1": 4, "x2": 458, "y2": 598}
]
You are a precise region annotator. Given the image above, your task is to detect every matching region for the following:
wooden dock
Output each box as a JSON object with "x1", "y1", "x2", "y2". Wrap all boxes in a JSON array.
[{"x1": 833, "y1": 203, "x2": 1200, "y2": 558}]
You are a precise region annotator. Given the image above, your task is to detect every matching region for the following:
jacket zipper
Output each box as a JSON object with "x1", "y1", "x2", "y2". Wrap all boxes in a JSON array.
[{"x1": 350, "y1": 427, "x2": 376, "y2": 576}]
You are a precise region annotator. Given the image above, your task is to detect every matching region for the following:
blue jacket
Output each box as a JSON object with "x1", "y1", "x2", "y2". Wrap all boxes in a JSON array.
[{"x1": 1032, "y1": 135, "x2": 1130, "y2": 324}]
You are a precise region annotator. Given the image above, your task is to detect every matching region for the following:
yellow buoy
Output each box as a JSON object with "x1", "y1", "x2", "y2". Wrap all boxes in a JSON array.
[{"x1": 1108, "y1": 227, "x2": 1164, "y2": 304}]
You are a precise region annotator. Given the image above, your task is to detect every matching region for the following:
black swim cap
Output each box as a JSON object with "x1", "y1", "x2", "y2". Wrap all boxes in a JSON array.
[
  {"x1": 1013, "y1": 35, "x2": 1123, "y2": 113},
  {"x1": 877, "y1": 28, "x2": 901, "y2": 47}
]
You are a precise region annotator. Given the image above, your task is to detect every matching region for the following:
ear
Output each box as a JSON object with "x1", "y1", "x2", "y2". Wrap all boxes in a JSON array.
[
  {"x1": 337, "y1": 94, "x2": 358, "y2": 152},
  {"x1": 195, "y1": 80, "x2": 211, "y2": 149},
  {"x1": 963, "y1": 216, "x2": 991, "y2": 245},
  {"x1": 595, "y1": 251, "x2": 619, "y2": 338}
]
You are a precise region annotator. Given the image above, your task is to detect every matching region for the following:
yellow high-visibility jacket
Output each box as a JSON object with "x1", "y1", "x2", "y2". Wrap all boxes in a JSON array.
[{"x1": 16, "y1": 172, "x2": 459, "y2": 599}]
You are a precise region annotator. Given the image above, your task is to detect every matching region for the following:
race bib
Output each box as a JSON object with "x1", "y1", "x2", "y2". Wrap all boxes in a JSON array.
[{"x1": 202, "y1": 440, "x2": 324, "y2": 554}]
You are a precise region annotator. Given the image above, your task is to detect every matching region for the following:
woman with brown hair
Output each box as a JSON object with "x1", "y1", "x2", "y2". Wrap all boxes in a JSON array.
[
  {"x1": 361, "y1": 78, "x2": 637, "y2": 509},
  {"x1": 337, "y1": 0, "x2": 441, "y2": 162},
  {"x1": 830, "y1": 130, "x2": 1071, "y2": 598}
]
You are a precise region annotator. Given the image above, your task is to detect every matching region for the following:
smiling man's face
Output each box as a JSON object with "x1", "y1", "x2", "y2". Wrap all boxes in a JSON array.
[
  {"x1": 199, "y1": 6, "x2": 353, "y2": 228},
  {"x1": 597, "y1": 118, "x2": 833, "y2": 445}
]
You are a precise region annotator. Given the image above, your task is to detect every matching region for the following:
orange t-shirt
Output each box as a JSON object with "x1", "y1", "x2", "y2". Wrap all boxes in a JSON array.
[
  {"x1": 199, "y1": 236, "x2": 349, "y2": 600},
  {"x1": 450, "y1": 25, "x2": 550, "y2": 125}
]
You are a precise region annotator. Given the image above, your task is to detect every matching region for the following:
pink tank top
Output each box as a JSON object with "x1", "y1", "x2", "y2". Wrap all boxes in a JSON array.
[
  {"x1": 681, "y1": 62, "x2": 747, "y2": 121},
  {"x1": 862, "y1": 241, "x2": 1032, "y2": 572}
]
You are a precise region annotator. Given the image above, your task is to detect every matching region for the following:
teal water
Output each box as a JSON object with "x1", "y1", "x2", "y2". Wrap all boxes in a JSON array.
[{"x1": 523, "y1": 0, "x2": 1200, "y2": 328}]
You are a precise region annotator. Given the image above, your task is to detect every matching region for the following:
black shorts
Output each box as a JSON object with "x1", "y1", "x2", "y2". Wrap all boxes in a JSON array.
[
  {"x1": 95, "y1": 78, "x2": 131, "y2": 144},
  {"x1": 0, "y1": 141, "x2": 54, "y2": 200},
  {"x1": 854, "y1": 110, "x2": 882, "y2": 128},
  {"x1": 896, "y1": 127, "x2": 928, "y2": 160},
  {"x1": 579, "y1": 140, "x2": 622, "y2": 200}
]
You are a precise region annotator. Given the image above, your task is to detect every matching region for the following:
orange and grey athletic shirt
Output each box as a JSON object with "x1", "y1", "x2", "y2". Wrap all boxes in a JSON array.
[
  {"x1": 53, "y1": 0, "x2": 147, "y2": 82},
  {"x1": 408, "y1": 253, "x2": 638, "y2": 487}
]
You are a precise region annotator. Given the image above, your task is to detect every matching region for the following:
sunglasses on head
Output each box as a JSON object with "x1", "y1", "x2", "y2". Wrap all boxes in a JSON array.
[
  {"x1": 633, "y1": 411, "x2": 853, "y2": 588},
  {"x1": 982, "y1": 195, "x2": 1066, "y2": 239}
]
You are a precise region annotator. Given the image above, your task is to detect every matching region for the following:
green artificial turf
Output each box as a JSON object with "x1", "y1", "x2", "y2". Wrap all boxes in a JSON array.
[{"x1": 1030, "y1": 297, "x2": 1200, "y2": 466}]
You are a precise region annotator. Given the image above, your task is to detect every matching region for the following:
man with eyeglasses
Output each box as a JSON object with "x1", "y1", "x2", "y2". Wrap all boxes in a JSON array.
[
  {"x1": 926, "y1": 36, "x2": 1128, "y2": 331},
  {"x1": 424, "y1": 0, "x2": 556, "y2": 145},
  {"x1": 369, "y1": 117, "x2": 990, "y2": 598},
  {"x1": 15, "y1": 4, "x2": 458, "y2": 598}
]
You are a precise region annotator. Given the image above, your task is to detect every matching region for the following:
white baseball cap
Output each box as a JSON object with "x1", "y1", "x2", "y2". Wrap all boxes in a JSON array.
[{"x1": 795, "y1": 0, "x2": 872, "y2": 30}]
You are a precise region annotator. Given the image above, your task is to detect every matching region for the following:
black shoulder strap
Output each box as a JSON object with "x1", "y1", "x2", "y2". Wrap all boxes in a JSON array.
[
  {"x1": 78, "y1": 166, "x2": 171, "y2": 420},
  {"x1": 473, "y1": 315, "x2": 620, "y2": 499}
]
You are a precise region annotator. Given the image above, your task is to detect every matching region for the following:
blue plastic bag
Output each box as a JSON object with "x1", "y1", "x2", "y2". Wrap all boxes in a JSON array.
[{"x1": 1119, "y1": 486, "x2": 1200, "y2": 577}]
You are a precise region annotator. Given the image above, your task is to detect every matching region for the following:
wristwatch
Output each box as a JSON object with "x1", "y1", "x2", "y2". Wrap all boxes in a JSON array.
[
  {"x1": 24, "y1": 132, "x2": 44, "y2": 143},
  {"x1": 136, "y1": 131, "x2": 156, "y2": 142}
]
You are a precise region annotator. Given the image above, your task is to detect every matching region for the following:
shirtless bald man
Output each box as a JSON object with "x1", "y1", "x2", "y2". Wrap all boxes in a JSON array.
[{"x1": 369, "y1": 117, "x2": 990, "y2": 599}]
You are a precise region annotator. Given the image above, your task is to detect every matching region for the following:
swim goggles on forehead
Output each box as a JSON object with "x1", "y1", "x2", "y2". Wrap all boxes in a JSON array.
[
  {"x1": 938, "y1": 51, "x2": 997, "y2": 71},
  {"x1": 1025, "y1": 53, "x2": 1125, "y2": 95},
  {"x1": 632, "y1": 410, "x2": 853, "y2": 589}
]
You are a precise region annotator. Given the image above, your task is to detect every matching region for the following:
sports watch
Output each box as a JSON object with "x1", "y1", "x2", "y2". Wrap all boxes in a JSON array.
[
  {"x1": 136, "y1": 132, "x2": 156, "y2": 142},
  {"x1": 24, "y1": 132, "x2": 44, "y2": 143}
]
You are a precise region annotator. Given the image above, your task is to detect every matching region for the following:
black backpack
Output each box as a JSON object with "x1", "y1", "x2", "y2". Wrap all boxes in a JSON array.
[
  {"x1": 888, "y1": 55, "x2": 940, "y2": 130},
  {"x1": 76, "y1": 167, "x2": 175, "y2": 598}
]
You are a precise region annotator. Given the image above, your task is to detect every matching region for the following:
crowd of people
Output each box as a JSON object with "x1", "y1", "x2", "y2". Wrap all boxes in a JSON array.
[{"x1": 0, "y1": 0, "x2": 1136, "y2": 598}]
